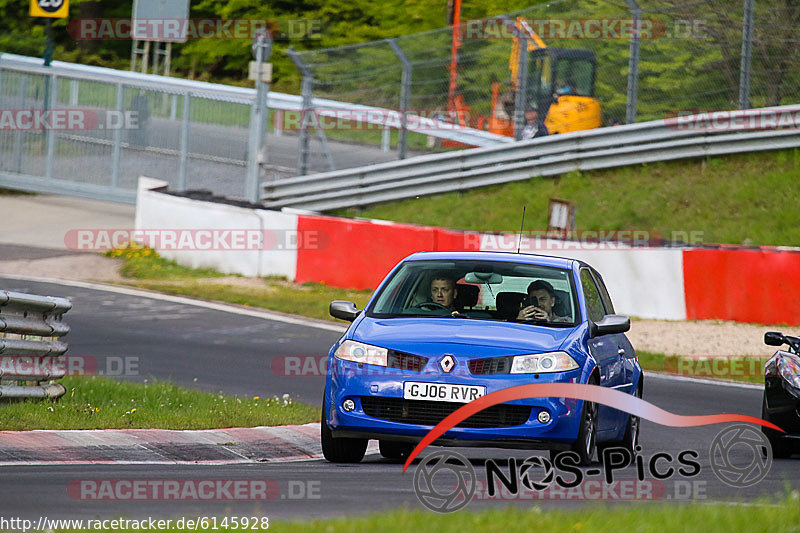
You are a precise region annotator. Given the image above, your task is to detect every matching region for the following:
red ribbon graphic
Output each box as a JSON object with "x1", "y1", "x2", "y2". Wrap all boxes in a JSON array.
[{"x1": 402, "y1": 383, "x2": 782, "y2": 472}]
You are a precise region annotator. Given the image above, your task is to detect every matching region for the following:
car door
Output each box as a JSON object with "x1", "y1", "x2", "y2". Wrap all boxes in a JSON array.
[
  {"x1": 580, "y1": 268, "x2": 624, "y2": 434},
  {"x1": 590, "y1": 268, "x2": 636, "y2": 393}
]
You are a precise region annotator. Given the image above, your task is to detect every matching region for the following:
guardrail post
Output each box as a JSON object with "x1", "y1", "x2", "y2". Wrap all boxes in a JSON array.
[
  {"x1": 178, "y1": 92, "x2": 191, "y2": 191},
  {"x1": 625, "y1": 0, "x2": 641, "y2": 124},
  {"x1": 738, "y1": 0, "x2": 754, "y2": 110},
  {"x1": 513, "y1": 33, "x2": 529, "y2": 140},
  {"x1": 388, "y1": 38, "x2": 412, "y2": 159},
  {"x1": 44, "y1": 73, "x2": 57, "y2": 179},
  {"x1": 110, "y1": 82, "x2": 123, "y2": 188}
]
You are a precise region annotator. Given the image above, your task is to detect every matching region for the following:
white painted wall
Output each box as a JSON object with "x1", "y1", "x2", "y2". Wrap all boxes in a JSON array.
[
  {"x1": 134, "y1": 177, "x2": 298, "y2": 279},
  {"x1": 480, "y1": 235, "x2": 687, "y2": 320}
]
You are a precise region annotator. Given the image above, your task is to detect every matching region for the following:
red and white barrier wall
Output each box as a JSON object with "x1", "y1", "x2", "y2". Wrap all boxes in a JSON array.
[{"x1": 135, "y1": 178, "x2": 800, "y2": 325}]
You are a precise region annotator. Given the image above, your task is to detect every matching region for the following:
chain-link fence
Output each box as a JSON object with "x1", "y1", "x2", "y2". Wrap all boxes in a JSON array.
[
  {"x1": 2, "y1": 0, "x2": 798, "y2": 204},
  {"x1": 0, "y1": 60, "x2": 255, "y2": 201},
  {"x1": 290, "y1": 0, "x2": 800, "y2": 166}
]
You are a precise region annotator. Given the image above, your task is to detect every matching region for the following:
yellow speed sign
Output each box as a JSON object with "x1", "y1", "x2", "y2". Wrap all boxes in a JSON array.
[{"x1": 30, "y1": 0, "x2": 69, "y2": 18}]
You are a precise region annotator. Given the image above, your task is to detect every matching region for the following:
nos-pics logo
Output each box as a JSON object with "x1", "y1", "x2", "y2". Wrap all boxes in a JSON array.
[{"x1": 412, "y1": 424, "x2": 773, "y2": 513}]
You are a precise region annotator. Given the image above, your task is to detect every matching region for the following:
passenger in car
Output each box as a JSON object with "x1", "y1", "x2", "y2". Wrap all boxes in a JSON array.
[{"x1": 517, "y1": 280, "x2": 571, "y2": 322}]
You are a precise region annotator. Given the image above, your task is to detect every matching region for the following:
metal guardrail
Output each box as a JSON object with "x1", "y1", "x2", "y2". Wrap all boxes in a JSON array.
[
  {"x1": 0, "y1": 290, "x2": 72, "y2": 400},
  {"x1": 262, "y1": 105, "x2": 800, "y2": 212}
]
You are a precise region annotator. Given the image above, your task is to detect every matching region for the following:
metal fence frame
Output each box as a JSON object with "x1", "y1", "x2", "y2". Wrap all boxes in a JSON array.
[
  {"x1": 0, "y1": 53, "x2": 506, "y2": 204},
  {"x1": 262, "y1": 105, "x2": 800, "y2": 211},
  {"x1": 0, "y1": 290, "x2": 72, "y2": 400}
]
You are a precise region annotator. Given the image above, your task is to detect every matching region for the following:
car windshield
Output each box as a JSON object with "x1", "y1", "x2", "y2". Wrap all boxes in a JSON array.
[{"x1": 368, "y1": 259, "x2": 579, "y2": 326}]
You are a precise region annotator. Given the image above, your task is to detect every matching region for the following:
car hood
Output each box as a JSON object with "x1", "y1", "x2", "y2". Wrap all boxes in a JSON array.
[{"x1": 352, "y1": 317, "x2": 575, "y2": 357}]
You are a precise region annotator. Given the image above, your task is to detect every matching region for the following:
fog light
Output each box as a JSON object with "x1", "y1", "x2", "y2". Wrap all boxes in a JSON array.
[
  {"x1": 342, "y1": 399, "x2": 356, "y2": 412},
  {"x1": 537, "y1": 410, "x2": 551, "y2": 424}
]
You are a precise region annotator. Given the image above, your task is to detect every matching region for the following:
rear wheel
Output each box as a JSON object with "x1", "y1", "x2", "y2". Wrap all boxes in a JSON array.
[
  {"x1": 379, "y1": 440, "x2": 415, "y2": 460},
  {"x1": 320, "y1": 397, "x2": 368, "y2": 463},
  {"x1": 761, "y1": 392, "x2": 792, "y2": 459}
]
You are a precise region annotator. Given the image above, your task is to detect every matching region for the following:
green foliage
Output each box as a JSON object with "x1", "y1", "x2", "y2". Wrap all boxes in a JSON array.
[
  {"x1": 105, "y1": 243, "x2": 225, "y2": 279},
  {"x1": 336, "y1": 148, "x2": 800, "y2": 247},
  {"x1": 0, "y1": 376, "x2": 317, "y2": 430}
]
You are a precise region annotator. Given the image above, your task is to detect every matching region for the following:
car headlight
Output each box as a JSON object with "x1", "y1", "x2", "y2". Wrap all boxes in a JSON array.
[
  {"x1": 510, "y1": 351, "x2": 579, "y2": 374},
  {"x1": 334, "y1": 340, "x2": 388, "y2": 367},
  {"x1": 778, "y1": 353, "x2": 800, "y2": 390}
]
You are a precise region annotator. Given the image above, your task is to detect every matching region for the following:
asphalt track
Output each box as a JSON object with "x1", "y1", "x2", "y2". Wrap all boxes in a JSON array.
[{"x1": 1, "y1": 276, "x2": 799, "y2": 521}]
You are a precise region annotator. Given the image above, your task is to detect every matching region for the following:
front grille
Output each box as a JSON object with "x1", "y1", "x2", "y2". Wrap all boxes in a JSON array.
[
  {"x1": 360, "y1": 397, "x2": 531, "y2": 428},
  {"x1": 469, "y1": 357, "x2": 512, "y2": 375},
  {"x1": 387, "y1": 351, "x2": 427, "y2": 371}
]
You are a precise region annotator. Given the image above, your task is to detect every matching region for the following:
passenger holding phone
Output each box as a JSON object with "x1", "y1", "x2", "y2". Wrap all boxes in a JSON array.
[{"x1": 517, "y1": 280, "x2": 570, "y2": 322}]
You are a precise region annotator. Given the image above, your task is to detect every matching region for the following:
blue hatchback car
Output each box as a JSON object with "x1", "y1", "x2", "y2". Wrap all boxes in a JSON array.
[{"x1": 322, "y1": 251, "x2": 643, "y2": 464}]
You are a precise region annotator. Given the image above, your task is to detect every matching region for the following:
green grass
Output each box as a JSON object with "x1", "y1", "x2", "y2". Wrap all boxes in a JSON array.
[
  {"x1": 106, "y1": 245, "x2": 226, "y2": 280},
  {"x1": 0, "y1": 376, "x2": 317, "y2": 430},
  {"x1": 106, "y1": 244, "x2": 371, "y2": 321},
  {"x1": 49, "y1": 496, "x2": 800, "y2": 532},
  {"x1": 636, "y1": 351, "x2": 765, "y2": 385},
  {"x1": 334, "y1": 149, "x2": 800, "y2": 247},
  {"x1": 120, "y1": 278, "x2": 371, "y2": 322},
  {"x1": 277, "y1": 500, "x2": 799, "y2": 533}
]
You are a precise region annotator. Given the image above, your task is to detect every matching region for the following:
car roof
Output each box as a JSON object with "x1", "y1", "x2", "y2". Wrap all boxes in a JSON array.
[{"x1": 404, "y1": 250, "x2": 578, "y2": 269}]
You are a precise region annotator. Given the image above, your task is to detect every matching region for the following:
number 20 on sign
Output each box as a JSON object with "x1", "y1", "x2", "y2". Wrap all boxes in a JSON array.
[{"x1": 30, "y1": 0, "x2": 69, "y2": 18}]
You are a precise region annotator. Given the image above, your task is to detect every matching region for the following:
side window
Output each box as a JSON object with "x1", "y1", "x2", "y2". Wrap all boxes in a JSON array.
[
  {"x1": 580, "y1": 269, "x2": 605, "y2": 323},
  {"x1": 591, "y1": 270, "x2": 615, "y2": 315}
]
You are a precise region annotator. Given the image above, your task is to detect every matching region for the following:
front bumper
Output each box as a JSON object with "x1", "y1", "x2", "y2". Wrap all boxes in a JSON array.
[{"x1": 325, "y1": 358, "x2": 585, "y2": 446}]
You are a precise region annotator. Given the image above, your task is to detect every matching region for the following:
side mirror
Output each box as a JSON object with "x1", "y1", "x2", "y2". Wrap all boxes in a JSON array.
[
  {"x1": 330, "y1": 300, "x2": 361, "y2": 322},
  {"x1": 765, "y1": 331, "x2": 785, "y2": 347},
  {"x1": 592, "y1": 314, "x2": 630, "y2": 337}
]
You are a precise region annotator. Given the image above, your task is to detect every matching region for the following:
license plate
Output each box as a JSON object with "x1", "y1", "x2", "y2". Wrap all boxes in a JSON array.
[{"x1": 403, "y1": 381, "x2": 486, "y2": 403}]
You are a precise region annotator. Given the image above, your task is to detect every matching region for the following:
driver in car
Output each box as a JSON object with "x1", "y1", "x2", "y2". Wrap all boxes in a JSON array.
[
  {"x1": 517, "y1": 280, "x2": 570, "y2": 322},
  {"x1": 430, "y1": 273, "x2": 459, "y2": 311}
]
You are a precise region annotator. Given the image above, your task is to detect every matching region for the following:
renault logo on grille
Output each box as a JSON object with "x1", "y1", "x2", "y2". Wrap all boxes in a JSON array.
[{"x1": 439, "y1": 355, "x2": 455, "y2": 373}]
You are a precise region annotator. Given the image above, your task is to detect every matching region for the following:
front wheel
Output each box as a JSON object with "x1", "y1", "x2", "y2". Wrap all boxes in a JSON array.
[
  {"x1": 761, "y1": 392, "x2": 792, "y2": 459},
  {"x1": 321, "y1": 397, "x2": 368, "y2": 463},
  {"x1": 551, "y1": 392, "x2": 598, "y2": 466}
]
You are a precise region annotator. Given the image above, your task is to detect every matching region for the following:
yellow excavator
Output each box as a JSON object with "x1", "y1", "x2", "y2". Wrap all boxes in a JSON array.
[{"x1": 453, "y1": 17, "x2": 603, "y2": 138}]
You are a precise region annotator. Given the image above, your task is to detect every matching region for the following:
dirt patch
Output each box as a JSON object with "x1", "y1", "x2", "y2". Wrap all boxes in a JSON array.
[
  {"x1": 628, "y1": 319, "x2": 794, "y2": 357},
  {"x1": 0, "y1": 254, "x2": 125, "y2": 282}
]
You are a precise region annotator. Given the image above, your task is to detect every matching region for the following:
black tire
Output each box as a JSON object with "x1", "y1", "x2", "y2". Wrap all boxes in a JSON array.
[
  {"x1": 598, "y1": 383, "x2": 642, "y2": 464},
  {"x1": 379, "y1": 440, "x2": 415, "y2": 460},
  {"x1": 551, "y1": 378, "x2": 598, "y2": 466},
  {"x1": 761, "y1": 392, "x2": 792, "y2": 459},
  {"x1": 320, "y1": 398, "x2": 368, "y2": 463}
]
